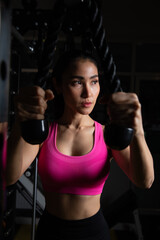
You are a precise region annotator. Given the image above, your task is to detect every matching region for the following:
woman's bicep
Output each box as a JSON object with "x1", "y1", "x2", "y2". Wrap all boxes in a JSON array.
[
  {"x1": 21, "y1": 142, "x2": 40, "y2": 174},
  {"x1": 6, "y1": 136, "x2": 40, "y2": 185}
]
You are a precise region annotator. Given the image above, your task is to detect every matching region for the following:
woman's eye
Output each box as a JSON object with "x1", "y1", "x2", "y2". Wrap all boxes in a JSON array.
[
  {"x1": 72, "y1": 80, "x2": 81, "y2": 85},
  {"x1": 92, "y1": 80, "x2": 99, "y2": 85}
]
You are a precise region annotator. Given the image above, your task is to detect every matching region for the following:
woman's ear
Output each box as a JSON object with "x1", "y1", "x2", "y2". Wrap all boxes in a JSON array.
[{"x1": 52, "y1": 77, "x2": 61, "y2": 94}]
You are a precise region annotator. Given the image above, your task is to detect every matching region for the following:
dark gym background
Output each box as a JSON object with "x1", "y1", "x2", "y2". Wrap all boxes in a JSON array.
[{"x1": 1, "y1": 0, "x2": 160, "y2": 239}]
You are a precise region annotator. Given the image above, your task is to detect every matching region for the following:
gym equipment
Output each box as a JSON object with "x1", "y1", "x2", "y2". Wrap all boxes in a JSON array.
[
  {"x1": 20, "y1": 0, "x2": 67, "y2": 144},
  {"x1": 0, "y1": 0, "x2": 11, "y2": 239},
  {"x1": 84, "y1": 0, "x2": 134, "y2": 150}
]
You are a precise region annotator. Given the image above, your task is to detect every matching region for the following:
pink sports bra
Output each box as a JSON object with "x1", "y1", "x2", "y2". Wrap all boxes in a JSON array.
[{"x1": 38, "y1": 121, "x2": 110, "y2": 195}]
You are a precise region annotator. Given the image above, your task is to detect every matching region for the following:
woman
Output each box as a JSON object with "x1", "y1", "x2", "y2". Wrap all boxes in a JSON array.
[{"x1": 6, "y1": 50, "x2": 154, "y2": 240}]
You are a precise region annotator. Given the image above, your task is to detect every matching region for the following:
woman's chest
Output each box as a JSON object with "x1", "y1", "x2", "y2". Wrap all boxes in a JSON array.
[{"x1": 56, "y1": 127, "x2": 95, "y2": 156}]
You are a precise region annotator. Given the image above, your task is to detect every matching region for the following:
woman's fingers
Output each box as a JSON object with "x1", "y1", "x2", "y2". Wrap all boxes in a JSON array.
[
  {"x1": 104, "y1": 92, "x2": 143, "y2": 132},
  {"x1": 17, "y1": 104, "x2": 45, "y2": 121},
  {"x1": 15, "y1": 86, "x2": 54, "y2": 122},
  {"x1": 45, "y1": 89, "x2": 55, "y2": 101}
]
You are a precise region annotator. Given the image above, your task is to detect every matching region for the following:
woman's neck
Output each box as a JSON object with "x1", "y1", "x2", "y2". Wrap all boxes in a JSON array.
[{"x1": 58, "y1": 110, "x2": 93, "y2": 129}]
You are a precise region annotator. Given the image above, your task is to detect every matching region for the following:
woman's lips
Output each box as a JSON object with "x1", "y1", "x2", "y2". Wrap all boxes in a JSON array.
[{"x1": 82, "y1": 102, "x2": 92, "y2": 108}]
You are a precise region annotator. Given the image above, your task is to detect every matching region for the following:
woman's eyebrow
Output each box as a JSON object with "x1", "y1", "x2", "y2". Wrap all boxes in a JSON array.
[
  {"x1": 70, "y1": 74, "x2": 99, "y2": 79},
  {"x1": 90, "y1": 75, "x2": 99, "y2": 79}
]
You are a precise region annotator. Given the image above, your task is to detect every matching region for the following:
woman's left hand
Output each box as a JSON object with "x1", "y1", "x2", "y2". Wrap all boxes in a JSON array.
[{"x1": 100, "y1": 92, "x2": 144, "y2": 136}]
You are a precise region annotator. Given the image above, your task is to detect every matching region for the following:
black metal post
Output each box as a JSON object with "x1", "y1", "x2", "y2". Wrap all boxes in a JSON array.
[
  {"x1": 31, "y1": 157, "x2": 38, "y2": 240},
  {"x1": 0, "y1": 0, "x2": 11, "y2": 239}
]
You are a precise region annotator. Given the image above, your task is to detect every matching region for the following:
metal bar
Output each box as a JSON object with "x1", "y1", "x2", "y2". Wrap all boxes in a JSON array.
[
  {"x1": 31, "y1": 157, "x2": 38, "y2": 240},
  {"x1": 0, "y1": 0, "x2": 11, "y2": 122},
  {"x1": 133, "y1": 209, "x2": 144, "y2": 240},
  {"x1": 16, "y1": 179, "x2": 44, "y2": 216},
  {"x1": 11, "y1": 26, "x2": 34, "y2": 55},
  {"x1": 0, "y1": 0, "x2": 11, "y2": 239},
  {"x1": 18, "y1": 174, "x2": 45, "y2": 212}
]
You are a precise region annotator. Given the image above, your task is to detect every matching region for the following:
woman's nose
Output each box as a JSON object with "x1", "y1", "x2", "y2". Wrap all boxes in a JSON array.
[{"x1": 81, "y1": 84, "x2": 92, "y2": 98}]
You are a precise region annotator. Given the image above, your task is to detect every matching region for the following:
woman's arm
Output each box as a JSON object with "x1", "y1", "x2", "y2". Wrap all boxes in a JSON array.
[
  {"x1": 103, "y1": 92, "x2": 154, "y2": 188},
  {"x1": 6, "y1": 120, "x2": 40, "y2": 186},
  {"x1": 6, "y1": 86, "x2": 54, "y2": 186},
  {"x1": 111, "y1": 133, "x2": 154, "y2": 189}
]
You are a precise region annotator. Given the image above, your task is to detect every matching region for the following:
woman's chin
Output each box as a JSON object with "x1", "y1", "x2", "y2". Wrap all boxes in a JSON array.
[{"x1": 78, "y1": 108, "x2": 93, "y2": 115}]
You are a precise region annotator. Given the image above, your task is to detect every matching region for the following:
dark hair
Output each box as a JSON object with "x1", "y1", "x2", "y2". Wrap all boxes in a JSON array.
[{"x1": 52, "y1": 49, "x2": 102, "y2": 85}]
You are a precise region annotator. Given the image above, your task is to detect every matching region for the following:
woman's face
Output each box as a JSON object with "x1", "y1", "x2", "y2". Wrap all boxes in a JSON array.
[{"x1": 59, "y1": 58, "x2": 100, "y2": 116}]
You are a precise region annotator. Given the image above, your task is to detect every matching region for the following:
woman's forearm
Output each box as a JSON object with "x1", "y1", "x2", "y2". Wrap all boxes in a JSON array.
[{"x1": 129, "y1": 133, "x2": 154, "y2": 188}]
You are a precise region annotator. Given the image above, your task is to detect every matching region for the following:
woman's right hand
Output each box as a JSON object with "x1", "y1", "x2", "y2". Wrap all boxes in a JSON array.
[{"x1": 15, "y1": 86, "x2": 54, "y2": 122}]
